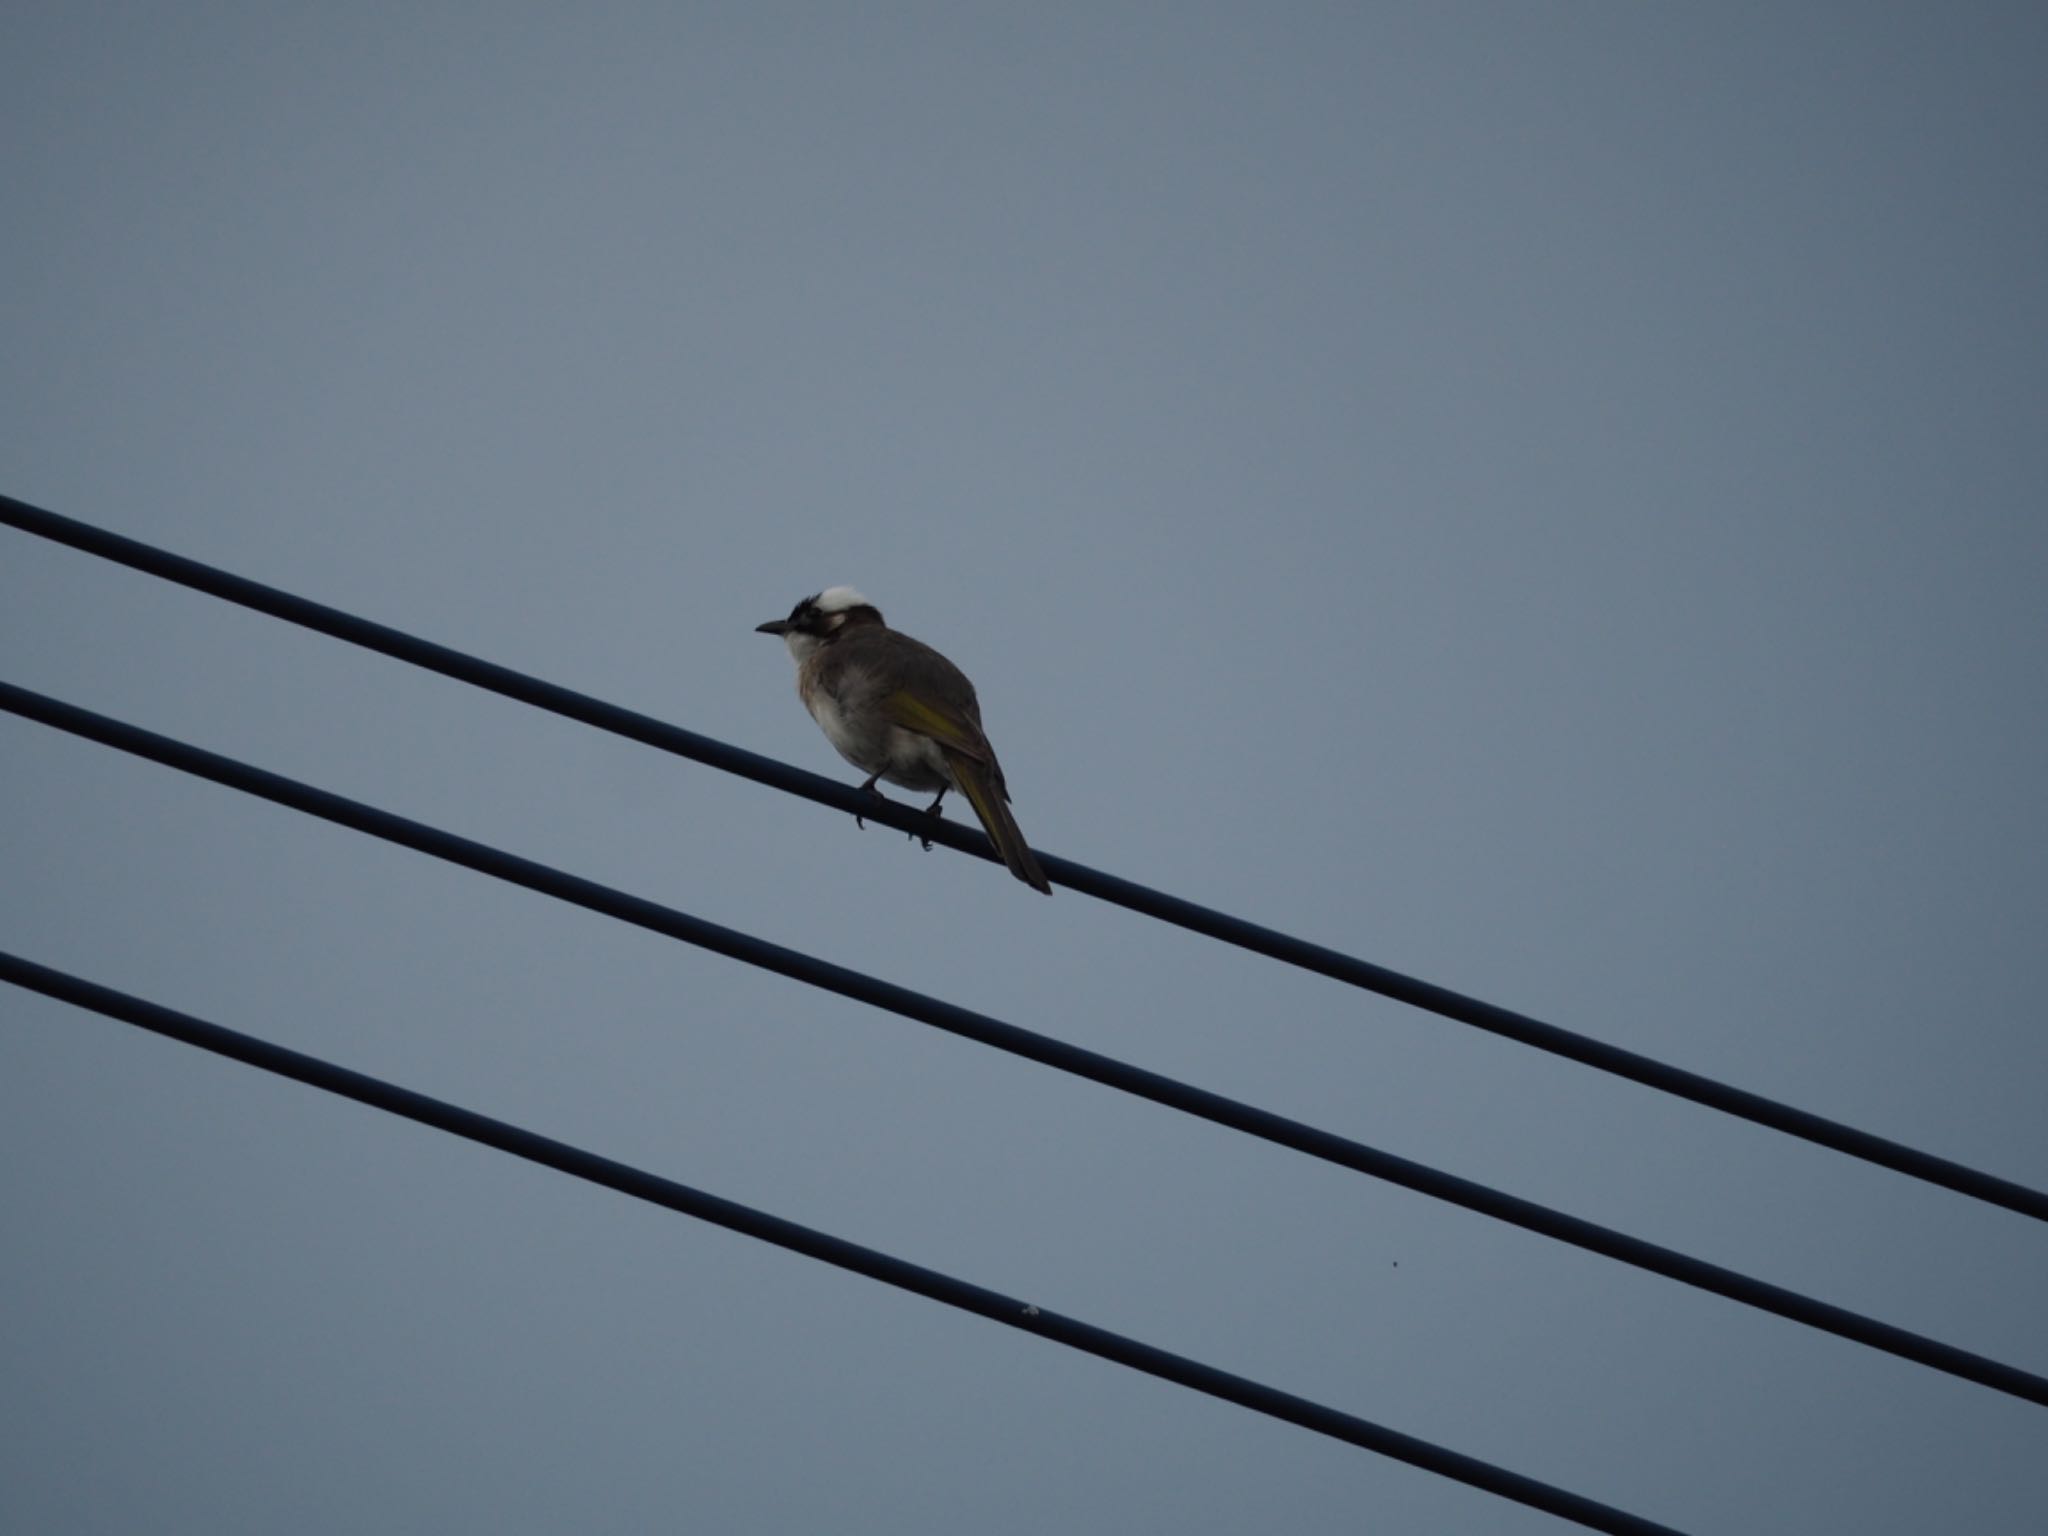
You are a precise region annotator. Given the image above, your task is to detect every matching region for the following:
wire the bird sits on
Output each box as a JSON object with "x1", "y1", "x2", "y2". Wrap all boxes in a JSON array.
[
  {"x1": 4, "y1": 680, "x2": 2044, "y2": 1409},
  {"x1": 2, "y1": 492, "x2": 2039, "y2": 1224}
]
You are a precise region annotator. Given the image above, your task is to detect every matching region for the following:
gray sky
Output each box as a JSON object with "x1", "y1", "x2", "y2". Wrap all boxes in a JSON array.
[{"x1": 4, "y1": 5, "x2": 2045, "y2": 1531}]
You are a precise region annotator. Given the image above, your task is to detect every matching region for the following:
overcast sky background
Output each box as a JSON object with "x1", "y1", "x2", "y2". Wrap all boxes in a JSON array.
[{"x1": 4, "y1": 6, "x2": 2046, "y2": 1532}]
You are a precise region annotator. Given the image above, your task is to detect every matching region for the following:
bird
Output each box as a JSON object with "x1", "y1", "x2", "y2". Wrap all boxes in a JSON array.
[{"x1": 756, "y1": 587, "x2": 1051, "y2": 894}]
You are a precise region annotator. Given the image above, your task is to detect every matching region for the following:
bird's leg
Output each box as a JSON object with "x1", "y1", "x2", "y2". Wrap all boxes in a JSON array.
[
  {"x1": 855, "y1": 772, "x2": 889, "y2": 830},
  {"x1": 913, "y1": 787, "x2": 946, "y2": 851}
]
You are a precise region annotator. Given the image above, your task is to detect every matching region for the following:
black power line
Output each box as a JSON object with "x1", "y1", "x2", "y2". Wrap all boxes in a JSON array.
[
  {"x1": 0, "y1": 950, "x2": 1690, "y2": 1536},
  {"x1": 5, "y1": 679, "x2": 2044, "y2": 1409},
  {"x1": 4, "y1": 492, "x2": 2042, "y2": 1227}
]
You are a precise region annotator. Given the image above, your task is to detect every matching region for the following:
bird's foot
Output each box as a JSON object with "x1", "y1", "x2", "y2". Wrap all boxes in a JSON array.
[
  {"x1": 855, "y1": 779, "x2": 889, "y2": 831},
  {"x1": 913, "y1": 793, "x2": 946, "y2": 850}
]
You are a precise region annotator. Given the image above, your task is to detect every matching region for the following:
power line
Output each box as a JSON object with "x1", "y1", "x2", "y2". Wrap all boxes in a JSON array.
[
  {"x1": 0, "y1": 949, "x2": 1690, "y2": 1536},
  {"x1": 6, "y1": 678, "x2": 2043, "y2": 1409},
  {"x1": 4, "y1": 492, "x2": 2041, "y2": 1227}
]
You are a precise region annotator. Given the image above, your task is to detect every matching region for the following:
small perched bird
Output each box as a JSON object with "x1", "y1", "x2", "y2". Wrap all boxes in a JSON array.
[{"x1": 756, "y1": 587, "x2": 1051, "y2": 894}]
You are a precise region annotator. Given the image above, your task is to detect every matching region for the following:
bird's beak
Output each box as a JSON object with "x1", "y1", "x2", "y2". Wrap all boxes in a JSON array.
[{"x1": 755, "y1": 619, "x2": 792, "y2": 636}]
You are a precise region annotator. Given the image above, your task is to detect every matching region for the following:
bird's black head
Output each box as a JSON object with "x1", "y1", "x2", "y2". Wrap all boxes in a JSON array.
[{"x1": 754, "y1": 586, "x2": 884, "y2": 641}]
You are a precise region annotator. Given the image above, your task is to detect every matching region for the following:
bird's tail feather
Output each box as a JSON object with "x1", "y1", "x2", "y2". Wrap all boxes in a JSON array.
[{"x1": 945, "y1": 751, "x2": 1051, "y2": 895}]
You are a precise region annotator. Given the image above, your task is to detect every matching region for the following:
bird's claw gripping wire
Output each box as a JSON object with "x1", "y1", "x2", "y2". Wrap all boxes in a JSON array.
[
  {"x1": 852, "y1": 777, "x2": 943, "y2": 850},
  {"x1": 853, "y1": 778, "x2": 889, "y2": 832},
  {"x1": 914, "y1": 792, "x2": 946, "y2": 851}
]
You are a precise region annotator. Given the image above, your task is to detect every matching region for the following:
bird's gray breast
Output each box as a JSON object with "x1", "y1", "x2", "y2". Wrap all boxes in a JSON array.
[{"x1": 801, "y1": 645, "x2": 952, "y2": 791}]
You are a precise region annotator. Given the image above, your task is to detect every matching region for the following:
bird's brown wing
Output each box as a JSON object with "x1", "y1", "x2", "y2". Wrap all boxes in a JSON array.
[
  {"x1": 881, "y1": 688, "x2": 991, "y2": 763},
  {"x1": 857, "y1": 633, "x2": 1047, "y2": 892},
  {"x1": 870, "y1": 635, "x2": 998, "y2": 771}
]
